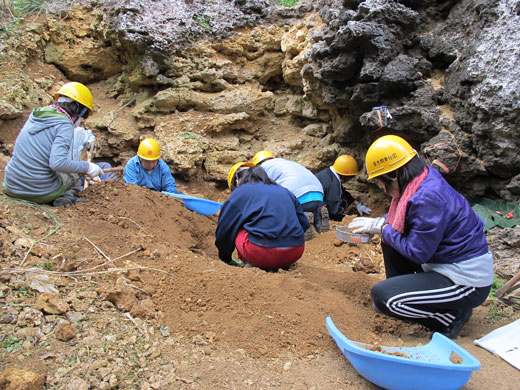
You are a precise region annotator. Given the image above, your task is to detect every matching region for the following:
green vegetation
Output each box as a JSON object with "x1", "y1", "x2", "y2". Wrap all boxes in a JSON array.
[
  {"x1": 179, "y1": 132, "x2": 198, "y2": 141},
  {"x1": 16, "y1": 286, "x2": 35, "y2": 298},
  {"x1": 489, "y1": 274, "x2": 504, "y2": 299},
  {"x1": 179, "y1": 131, "x2": 205, "y2": 149},
  {"x1": 0, "y1": 0, "x2": 46, "y2": 32},
  {"x1": 11, "y1": 0, "x2": 46, "y2": 14},
  {"x1": 42, "y1": 261, "x2": 55, "y2": 270},
  {"x1": 279, "y1": 0, "x2": 302, "y2": 7},
  {"x1": 192, "y1": 13, "x2": 211, "y2": 31},
  {"x1": 1, "y1": 335, "x2": 23, "y2": 352},
  {"x1": 486, "y1": 304, "x2": 505, "y2": 323},
  {"x1": 486, "y1": 275, "x2": 519, "y2": 321},
  {"x1": 468, "y1": 196, "x2": 520, "y2": 231}
]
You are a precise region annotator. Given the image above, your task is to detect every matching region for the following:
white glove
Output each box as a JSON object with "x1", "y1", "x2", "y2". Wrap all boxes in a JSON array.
[
  {"x1": 356, "y1": 203, "x2": 372, "y2": 216},
  {"x1": 86, "y1": 162, "x2": 104, "y2": 180},
  {"x1": 348, "y1": 217, "x2": 385, "y2": 235}
]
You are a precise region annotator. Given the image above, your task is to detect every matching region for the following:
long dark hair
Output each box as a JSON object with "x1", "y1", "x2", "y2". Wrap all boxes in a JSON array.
[
  {"x1": 379, "y1": 155, "x2": 428, "y2": 193},
  {"x1": 56, "y1": 101, "x2": 89, "y2": 119},
  {"x1": 238, "y1": 165, "x2": 277, "y2": 186}
]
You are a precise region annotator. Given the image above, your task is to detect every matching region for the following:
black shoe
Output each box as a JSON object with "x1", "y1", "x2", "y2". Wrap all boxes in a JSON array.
[
  {"x1": 319, "y1": 207, "x2": 330, "y2": 232},
  {"x1": 314, "y1": 214, "x2": 322, "y2": 233},
  {"x1": 441, "y1": 308, "x2": 473, "y2": 339},
  {"x1": 304, "y1": 212, "x2": 314, "y2": 240},
  {"x1": 304, "y1": 227, "x2": 314, "y2": 241},
  {"x1": 372, "y1": 303, "x2": 384, "y2": 315},
  {"x1": 52, "y1": 194, "x2": 87, "y2": 207}
]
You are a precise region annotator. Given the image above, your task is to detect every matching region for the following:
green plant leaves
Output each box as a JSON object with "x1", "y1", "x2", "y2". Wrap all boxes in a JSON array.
[
  {"x1": 279, "y1": 0, "x2": 301, "y2": 7},
  {"x1": 468, "y1": 196, "x2": 520, "y2": 231},
  {"x1": 192, "y1": 14, "x2": 211, "y2": 31},
  {"x1": 1, "y1": 335, "x2": 23, "y2": 352}
]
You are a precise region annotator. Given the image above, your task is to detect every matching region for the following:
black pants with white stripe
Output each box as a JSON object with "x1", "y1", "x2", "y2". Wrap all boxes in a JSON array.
[{"x1": 371, "y1": 243, "x2": 491, "y2": 332}]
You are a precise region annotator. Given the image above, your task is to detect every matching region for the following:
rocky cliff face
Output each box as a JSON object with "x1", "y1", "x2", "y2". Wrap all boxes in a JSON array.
[{"x1": 1, "y1": 0, "x2": 519, "y2": 200}]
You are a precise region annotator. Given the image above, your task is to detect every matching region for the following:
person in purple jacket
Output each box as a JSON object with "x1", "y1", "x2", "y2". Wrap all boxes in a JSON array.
[{"x1": 348, "y1": 135, "x2": 493, "y2": 339}]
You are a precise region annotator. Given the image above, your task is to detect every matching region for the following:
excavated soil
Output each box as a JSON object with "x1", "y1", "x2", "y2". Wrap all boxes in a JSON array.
[{"x1": 0, "y1": 175, "x2": 519, "y2": 389}]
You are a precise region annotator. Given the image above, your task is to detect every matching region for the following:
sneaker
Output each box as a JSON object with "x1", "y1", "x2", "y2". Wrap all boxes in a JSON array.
[
  {"x1": 319, "y1": 207, "x2": 330, "y2": 232},
  {"x1": 304, "y1": 227, "x2": 314, "y2": 241},
  {"x1": 304, "y1": 212, "x2": 315, "y2": 240},
  {"x1": 52, "y1": 194, "x2": 87, "y2": 207},
  {"x1": 304, "y1": 212, "x2": 314, "y2": 224},
  {"x1": 440, "y1": 308, "x2": 473, "y2": 339}
]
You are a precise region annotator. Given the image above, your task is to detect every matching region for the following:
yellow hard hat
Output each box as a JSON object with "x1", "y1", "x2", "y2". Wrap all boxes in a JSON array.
[
  {"x1": 366, "y1": 135, "x2": 417, "y2": 180},
  {"x1": 137, "y1": 138, "x2": 161, "y2": 161},
  {"x1": 54, "y1": 82, "x2": 93, "y2": 116},
  {"x1": 227, "y1": 161, "x2": 254, "y2": 189},
  {"x1": 252, "y1": 150, "x2": 274, "y2": 165},
  {"x1": 332, "y1": 155, "x2": 359, "y2": 176}
]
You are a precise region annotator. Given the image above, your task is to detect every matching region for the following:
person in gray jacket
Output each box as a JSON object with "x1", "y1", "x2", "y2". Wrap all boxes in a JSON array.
[
  {"x1": 252, "y1": 150, "x2": 324, "y2": 240},
  {"x1": 3, "y1": 82, "x2": 103, "y2": 206}
]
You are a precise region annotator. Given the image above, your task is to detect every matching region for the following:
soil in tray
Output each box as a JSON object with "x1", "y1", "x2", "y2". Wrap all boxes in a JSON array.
[{"x1": 365, "y1": 344, "x2": 408, "y2": 358}]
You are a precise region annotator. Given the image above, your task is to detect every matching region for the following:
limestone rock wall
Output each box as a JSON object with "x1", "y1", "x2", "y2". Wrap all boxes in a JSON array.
[{"x1": 1, "y1": 0, "x2": 520, "y2": 200}]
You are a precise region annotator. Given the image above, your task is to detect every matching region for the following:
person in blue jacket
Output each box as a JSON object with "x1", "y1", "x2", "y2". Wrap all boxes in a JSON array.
[
  {"x1": 3, "y1": 82, "x2": 103, "y2": 207},
  {"x1": 215, "y1": 165, "x2": 309, "y2": 270},
  {"x1": 348, "y1": 135, "x2": 493, "y2": 339},
  {"x1": 123, "y1": 138, "x2": 179, "y2": 193},
  {"x1": 315, "y1": 154, "x2": 372, "y2": 227}
]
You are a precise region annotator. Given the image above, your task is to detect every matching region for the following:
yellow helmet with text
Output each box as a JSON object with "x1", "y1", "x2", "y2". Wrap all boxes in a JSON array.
[
  {"x1": 332, "y1": 155, "x2": 359, "y2": 176},
  {"x1": 137, "y1": 138, "x2": 161, "y2": 161},
  {"x1": 366, "y1": 135, "x2": 417, "y2": 180},
  {"x1": 227, "y1": 162, "x2": 254, "y2": 189},
  {"x1": 252, "y1": 150, "x2": 275, "y2": 165},
  {"x1": 54, "y1": 82, "x2": 93, "y2": 116}
]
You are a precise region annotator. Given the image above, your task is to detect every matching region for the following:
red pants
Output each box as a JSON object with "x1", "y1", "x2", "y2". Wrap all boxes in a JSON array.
[{"x1": 235, "y1": 229, "x2": 304, "y2": 270}]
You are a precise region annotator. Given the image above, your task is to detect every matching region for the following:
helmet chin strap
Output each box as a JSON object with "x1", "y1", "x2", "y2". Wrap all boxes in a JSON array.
[{"x1": 78, "y1": 105, "x2": 88, "y2": 118}]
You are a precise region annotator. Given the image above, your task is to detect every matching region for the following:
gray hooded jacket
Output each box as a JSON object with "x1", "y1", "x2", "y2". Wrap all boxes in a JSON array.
[{"x1": 4, "y1": 107, "x2": 90, "y2": 196}]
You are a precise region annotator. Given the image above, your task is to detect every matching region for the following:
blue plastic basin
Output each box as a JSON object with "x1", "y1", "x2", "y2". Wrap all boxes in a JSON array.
[
  {"x1": 162, "y1": 192, "x2": 223, "y2": 215},
  {"x1": 326, "y1": 317, "x2": 480, "y2": 390}
]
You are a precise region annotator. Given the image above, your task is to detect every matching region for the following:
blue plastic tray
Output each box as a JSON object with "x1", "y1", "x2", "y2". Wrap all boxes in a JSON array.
[
  {"x1": 162, "y1": 192, "x2": 223, "y2": 215},
  {"x1": 326, "y1": 317, "x2": 480, "y2": 390}
]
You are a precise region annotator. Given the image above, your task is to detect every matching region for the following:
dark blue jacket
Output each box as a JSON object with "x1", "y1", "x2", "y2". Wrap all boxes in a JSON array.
[
  {"x1": 315, "y1": 167, "x2": 355, "y2": 221},
  {"x1": 215, "y1": 182, "x2": 310, "y2": 263},
  {"x1": 382, "y1": 167, "x2": 488, "y2": 264}
]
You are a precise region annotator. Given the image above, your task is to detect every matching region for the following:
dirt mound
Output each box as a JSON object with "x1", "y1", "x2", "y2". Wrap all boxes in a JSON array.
[
  {"x1": 2, "y1": 179, "x2": 519, "y2": 389},
  {"x1": 2, "y1": 180, "x2": 413, "y2": 356},
  {"x1": 66, "y1": 181, "x2": 415, "y2": 357}
]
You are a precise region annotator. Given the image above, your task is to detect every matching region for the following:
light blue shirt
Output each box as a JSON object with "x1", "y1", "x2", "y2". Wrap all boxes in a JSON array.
[
  {"x1": 422, "y1": 251, "x2": 494, "y2": 287},
  {"x1": 261, "y1": 158, "x2": 323, "y2": 200},
  {"x1": 123, "y1": 155, "x2": 178, "y2": 193}
]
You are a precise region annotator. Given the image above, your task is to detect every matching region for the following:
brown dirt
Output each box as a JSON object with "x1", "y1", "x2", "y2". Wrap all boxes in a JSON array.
[{"x1": 0, "y1": 174, "x2": 519, "y2": 389}]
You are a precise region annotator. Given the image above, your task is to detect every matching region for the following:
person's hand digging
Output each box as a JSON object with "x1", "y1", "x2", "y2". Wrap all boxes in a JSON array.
[{"x1": 86, "y1": 162, "x2": 104, "y2": 183}]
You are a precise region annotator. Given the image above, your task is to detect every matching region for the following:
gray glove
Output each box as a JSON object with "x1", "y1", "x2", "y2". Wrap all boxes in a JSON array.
[
  {"x1": 348, "y1": 217, "x2": 385, "y2": 235},
  {"x1": 356, "y1": 203, "x2": 372, "y2": 216}
]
